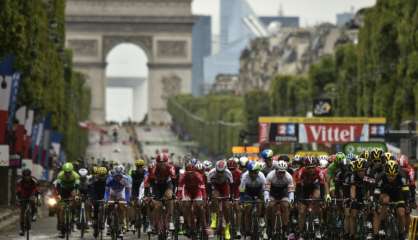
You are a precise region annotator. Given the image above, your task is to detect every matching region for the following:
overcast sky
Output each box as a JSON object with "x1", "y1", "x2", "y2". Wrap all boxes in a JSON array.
[{"x1": 192, "y1": 0, "x2": 376, "y2": 33}]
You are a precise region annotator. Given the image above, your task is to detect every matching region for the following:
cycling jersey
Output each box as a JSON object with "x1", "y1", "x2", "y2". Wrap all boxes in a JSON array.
[
  {"x1": 350, "y1": 173, "x2": 371, "y2": 208},
  {"x1": 230, "y1": 168, "x2": 242, "y2": 199},
  {"x1": 55, "y1": 171, "x2": 80, "y2": 199},
  {"x1": 104, "y1": 174, "x2": 132, "y2": 202},
  {"x1": 89, "y1": 177, "x2": 106, "y2": 201},
  {"x1": 294, "y1": 167, "x2": 325, "y2": 200},
  {"x1": 239, "y1": 171, "x2": 266, "y2": 200},
  {"x1": 265, "y1": 171, "x2": 295, "y2": 201},
  {"x1": 16, "y1": 177, "x2": 39, "y2": 199},
  {"x1": 130, "y1": 168, "x2": 148, "y2": 198},
  {"x1": 375, "y1": 174, "x2": 410, "y2": 205},
  {"x1": 207, "y1": 169, "x2": 233, "y2": 198},
  {"x1": 177, "y1": 171, "x2": 206, "y2": 200}
]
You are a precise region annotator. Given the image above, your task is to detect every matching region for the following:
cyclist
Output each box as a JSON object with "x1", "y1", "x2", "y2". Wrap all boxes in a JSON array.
[
  {"x1": 104, "y1": 165, "x2": 132, "y2": 237},
  {"x1": 326, "y1": 152, "x2": 352, "y2": 237},
  {"x1": 143, "y1": 153, "x2": 176, "y2": 232},
  {"x1": 239, "y1": 156, "x2": 249, "y2": 173},
  {"x1": 227, "y1": 158, "x2": 242, "y2": 238},
  {"x1": 239, "y1": 161, "x2": 266, "y2": 237},
  {"x1": 208, "y1": 160, "x2": 234, "y2": 240},
  {"x1": 261, "y1": 149, "x2": 275, "y2": 176},
  {"x1": 54, "y1": 162, "x2": 80, "y2": 238},
  {"x1": 76, "y1": 168, "x2": 91, "y2": 228},
  {"x1": 89, "y1": 166, "x2": 108, "y2": 238},
  {"x1": 177, "y1": 163, "x2": 208, "y2": 236},
  {"x1": 373, "y1": 160, "x2": 409, "y2": 239},
  {"x1": 348, "y1": 158, "x2": 371, "y2": 239},
  {"x1": 265, "y1": 160, "x2": 295, "y2": 239},
  {"x1": 294, "y1": 156, "x2": 327, "y2": 239},
  {"x1": 129, "y1": 159, "x2": 148, "y2": 229},
  {"x1": 398, "y1": 154, "x2": 417, "y2": 233},
  {"x1": 16, "y1": 169, "x2": 40, "y2": 236}
]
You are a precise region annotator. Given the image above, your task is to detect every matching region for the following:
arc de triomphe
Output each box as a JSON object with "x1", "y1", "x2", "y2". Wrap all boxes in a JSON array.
[{"x1": 65, "y1": 0, "x2": 194, "y2": 124}]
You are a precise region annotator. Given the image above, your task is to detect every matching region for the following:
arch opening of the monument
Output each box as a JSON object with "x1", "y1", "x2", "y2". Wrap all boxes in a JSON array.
[{"x1": 105, "y1": 43, "x2": 148, "y2": 123}]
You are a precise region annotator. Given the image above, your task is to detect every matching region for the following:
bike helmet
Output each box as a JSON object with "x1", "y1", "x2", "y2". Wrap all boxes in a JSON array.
[
  {"x1": 370, "y1": 148, "x2": 383, "y2": 163},
  {"x1": 156, "y1": 153, "x2": 169, "y2": 163},
  {"x1": 398, "y1": 155, "x2": 409, "y2": 168},
  {"x1": 215, "y1": 160, "x2": 227, "y2": 172},
  {"x1": 276, "y1": 160, "x2": 288, "y2": 172},
  {"x1": 260, "y1": 149, "x2": 274, "y2": 160},
  {"x1": 382, "y1": 152, "x2": 395, "y2": 162},
  {"x1": 227, "y1": 158, "x2": 238, "y2": 170},
  {"x1": 359, "y1": 150, "x2": 370, "y2": 160},
  {"x1": 319, "y1": 159, "x2": 328, "y2": 169},
  {"x1": 247, "y1": 161, "x2": 261, "y2": 172},
  {"x1": 335, "y1": 152, "x2": 346, "y2": 165},
  {"x1": 113, "y1": 165, "x2": 124, "y2": 176},
  {"x1": 98, "y1": 167, "x2": 108, "y2": 176},
  {"x1": 62, "y1": 162, "x2": 74, "y2": 173},
  {"x1": 203, "y1": 160, "x2": 212, "y2": 169},
  {"x1": 191, "y1": 158, "x2": 198, "y2": 166},
  {"x1": 239, "y1": 156, "x2": 249, "y2": 168},
  {"x1": 135, "y1": 159, "x2": 145, "y2": 167},
  {"x1": 304, "y1": 156, "x2": 317, "y2": 168},
  {"x1": 385, "y1": 160, "x2": 399, "y2": 176},
  {"x1": 353, "y1": 158, "x2": 367, "y2": 171},
  {"x1": 78, "y1": 168, "x2": 88, "y2": 177},
  {"x1": 195, "y1": 161, "x2": 204, "y2": 171}
]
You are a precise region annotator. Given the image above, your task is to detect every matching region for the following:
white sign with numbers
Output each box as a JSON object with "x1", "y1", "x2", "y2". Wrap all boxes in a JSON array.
[{"x1": 0, "y1": 145, "x2": 9, "y2": 166}]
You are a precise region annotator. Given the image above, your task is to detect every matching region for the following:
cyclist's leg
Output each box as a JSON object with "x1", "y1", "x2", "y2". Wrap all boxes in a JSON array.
[
  {"x1": 396, "y1": 205, "x2": 406, "y2": 234},
  {"x1": 280, "y1": 199, "x2": 290, "y2": 228},
  {"x1": 19, "y1": 201, "x2": 25, "y2": 232},
  {"x1": 297, "y1": 202, "x2": 306, "y2": 232},
  {"x1": 349, "y1": 203, "x2": 358, "y2": 237}
]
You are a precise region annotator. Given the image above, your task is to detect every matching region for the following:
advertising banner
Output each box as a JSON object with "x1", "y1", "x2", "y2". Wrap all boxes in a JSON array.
[
  {"x1": 259, "y1": 117, "x2": 386, "y2": 144},
  {"x1": 298, "y1": 123, "x2": 369, "y2": 144},
  {"x1": 343, "y1": 142, "x2": 387, "y2": 155}
]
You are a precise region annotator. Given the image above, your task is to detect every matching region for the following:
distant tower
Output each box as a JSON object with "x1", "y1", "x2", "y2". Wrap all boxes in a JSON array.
[
  {"x1": 278, "y1": 3, "x2": 284, "y2": 16},
  {"x1": 220, "y1": 0, "x2": 236, "y2": 50}
]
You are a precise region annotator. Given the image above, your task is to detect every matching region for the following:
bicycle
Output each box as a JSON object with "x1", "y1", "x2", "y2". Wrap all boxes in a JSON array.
[
  {"x1": 132, "y1": 200, "x2": 146, "y2": 239},
  {"x1": 20, "y1": 199, "x2": 33, "y2": 240},
  {"x1": 300, "y1": 198, "x2": 323, "y2": 240},
  {"x1": 147, "y1": 198, "x2": 175, "y2": 240},
  {"x1": 62, "y1": 199, "x2": 74, "y2": 240},
  {"x1": 381, "y1": 202, "x2": 402, "y2": 239},
  {"x1": 107, "y1": 200, "x2": 127, "y2": 240},
  {"x1": 78, "y1": 195, "x2": 88, "y2": 239},
  {"x1": 353, "y1": 200, "x2": 374, "y2": 240},
  {"x1": 324, "y1": 198, "x2": 346, "y2": 239},
  {"x1": 213, "y1": 197, "x2": 232, "y2": 240},
  {"x1": 266, "y1": 199, "x2": 290, "y2": 240},
  {"x1": 93, "y1": 200, "x2": 106, "y2": 240},
  {"x1": 181, "y1": 199, "x2": 208, "y2": 240},
  {"x1": 241, "y1": 198, "x2": 263, "y2": 240}
]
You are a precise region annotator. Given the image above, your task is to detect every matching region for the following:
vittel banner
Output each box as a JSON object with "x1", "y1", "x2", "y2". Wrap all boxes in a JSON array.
[{"x1": 298, "y1": 123, "x2": 369, "y2": 144}]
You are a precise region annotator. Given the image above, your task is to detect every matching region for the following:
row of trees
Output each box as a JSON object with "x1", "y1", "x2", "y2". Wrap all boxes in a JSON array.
[
  {"x1": 0, "y1": 0, "x2": 91, "y2": 161},
  {"x1": 172, "y1": 0, "x2": 418, "y2": 155}
]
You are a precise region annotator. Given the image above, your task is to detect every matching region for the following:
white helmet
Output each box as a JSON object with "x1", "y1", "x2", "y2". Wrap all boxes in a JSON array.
[
  {"x1": 239, "y1": 156, "x2": 249, "y2": 168},
  {"x1": 276, "y1": 160, "x2": 288, "y2": 172},
  {"x1": 113, "y1": 165, "x2": 124, "y2": 176},
  {"x1": 319, "y1": 159, "x2": 329, "y2": 169},
  {"x1": 78, "y1": 168, "x2": 88, "y2": 177},
  {"x1": 203, "y1": 160, "x2": 212, "y2": 169},
  {"x1": 318, "y1": 155, "x2": 329, "y2": 162},
  {"x1": 195, "y1": 161, "x2": 204, "y2": 171}
]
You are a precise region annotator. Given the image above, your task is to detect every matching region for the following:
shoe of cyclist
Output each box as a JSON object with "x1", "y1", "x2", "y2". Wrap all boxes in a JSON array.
[
  {"x1": 32, "y1": 214, "x2": 37, "y2": 222},
  {"x1": 259, "y1": 218, "x2": 266, "y2": 227},
  {"x1": 210, "y1": 213, "x2": 217, "y2": 229},
  {"x1": 262, "y1": 229, "x2": 268, "y2": 240},
  {"x1": 19, "y1": 230, "x2": 24, "y2": 236},
  {"x1": 146, "y1": 225, "x2": 153, "y2": 234},
  {"x1": 169, "y1": 221, "x2": 175, "y2": 231},
  {"x1": 58, "y1": 230, "x2": 65, "y2": 238},
  {"x1": 236, "y1": 230, "x2": 242, "y2": 238},
  {"x1": 224, "y1": 223, "x2": 231, "y2": 240}
]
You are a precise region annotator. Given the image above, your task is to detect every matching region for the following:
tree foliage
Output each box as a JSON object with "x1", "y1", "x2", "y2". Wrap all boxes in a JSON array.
[{"x1": 0, "y1": 0, "x2": 91, "y2": 161}]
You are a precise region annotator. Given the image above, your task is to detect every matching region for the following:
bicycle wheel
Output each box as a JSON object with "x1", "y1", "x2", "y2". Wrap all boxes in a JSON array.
[
  {"x1": 65, "y1": 206, "x2": 71, "y2": 240},
  {"x1": 250, "y1": 208, "x2": 259, "y2": 240},
  {"x1": 25, "y1": 205, "x2": 31, "y2": 240},
  {"x1": 111, "y1": 209, "x2": 119, "y2": 240},
  {"x1": 80, "y1": 205, "x2": 86, "y2": 239},
  {"x1": 385, "y1": 213, "x2": 399, "y2": 239}
]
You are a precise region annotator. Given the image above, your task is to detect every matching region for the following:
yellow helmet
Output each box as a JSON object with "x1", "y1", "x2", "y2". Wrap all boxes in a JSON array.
[
  {"x1": 135, "y1": 159, "x2": 145, "y2": 166},
  {"x1": 92, "y1": 166, "x2": 99, "y2": 175},
  {"x1": 370, "y1": 148, "x2": 383, "y2": 163},
  {"x1": 353, "y1": 158, "x2": 367, "y2": 171},
  {"x1": 385, "y1": 160, "x2": 399, "y2": 176},
  {"x1": 382, "y1": 152, "x2": 394, "y2": 162},
  {"x1": 359, "y1": 151, "x2": 369, "y2": 160}
]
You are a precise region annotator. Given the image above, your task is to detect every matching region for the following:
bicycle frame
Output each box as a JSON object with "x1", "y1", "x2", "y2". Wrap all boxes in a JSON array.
[
  {"x1": 107, "y1": 200, "x2": 127, "y2": 240},
  {"x1": 241, "y1": 199, "x2": 262, "y2": 240}
]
